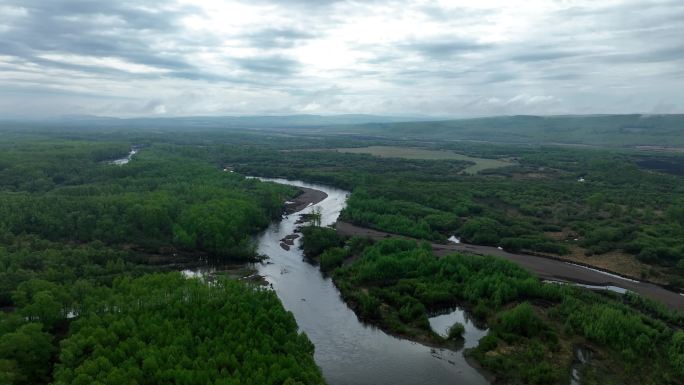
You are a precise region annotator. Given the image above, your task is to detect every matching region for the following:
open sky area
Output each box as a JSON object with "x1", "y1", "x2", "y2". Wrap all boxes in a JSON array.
[{"x1": 1, "y1": 0, "x2": 682, "y2": 117}]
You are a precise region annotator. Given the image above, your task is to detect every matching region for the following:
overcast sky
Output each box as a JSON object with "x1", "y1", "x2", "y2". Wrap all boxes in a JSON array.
[{"x1": 0, "y1": 0, "x2": 682, "y2": 117}]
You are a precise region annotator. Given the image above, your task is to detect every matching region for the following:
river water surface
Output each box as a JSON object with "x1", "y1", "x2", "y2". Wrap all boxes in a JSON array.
[
  {"x1": 246, "y1": 178, "x2": 489, "y2": 385},
  {"x1": 110, "y1": 148, "x2": 138, "y2": 165}
]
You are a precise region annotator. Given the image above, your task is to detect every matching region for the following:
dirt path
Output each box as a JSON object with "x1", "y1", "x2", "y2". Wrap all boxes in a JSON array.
[{"x1": 336, "y1": 221, "x2": 684, "y2": 311}]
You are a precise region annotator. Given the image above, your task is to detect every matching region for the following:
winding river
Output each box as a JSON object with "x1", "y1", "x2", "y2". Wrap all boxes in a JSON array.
[
  {"x1": 110, "y1": 148, "x2": 138, "y2": 165},
  {"x1": 239, "y1": 178, "x2": 489, "y2": 385}
]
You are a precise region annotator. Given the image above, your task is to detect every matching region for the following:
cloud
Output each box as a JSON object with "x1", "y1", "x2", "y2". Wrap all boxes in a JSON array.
[
  {"x1": 233, "y1": 55, "x2": 301, "y2": 75},
  {"x1": 242, "y1": 27, "x2": 317, "y2": 49},
  {"x1": 0, "y1": 0, "x2": 682, "y2": 117},
  {"x1": 404, "y1": 39, "x2": 493, "y2": 60},
  {"x1": 0, "y1": 0, "x2": 203, "y2": 79},
  {"x1": 510, "y1": 50, "x2": 585, "y2": 63}
]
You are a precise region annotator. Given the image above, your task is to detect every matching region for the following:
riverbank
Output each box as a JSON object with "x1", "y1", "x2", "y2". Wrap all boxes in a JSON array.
[
  {"x1": 336, "y1": 221, "x2": 684, "y2": 311},
  {"x1": 321, "y1": 222, "x2": 684, "y2": 385},
  {"x1": 285, "y1": 186, "x2": 328, "y2": 214},
  {"x1": 241, "y1": 178, "x2": 492, "y2": 385},
  {"x1": 245, "y1": 180, "x2": 683, "y2": 385}
]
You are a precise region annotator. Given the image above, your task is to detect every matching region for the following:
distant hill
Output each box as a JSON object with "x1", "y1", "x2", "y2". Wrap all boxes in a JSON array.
[
  {"x1": 316, "y1": 114, "x2": 684, "y2": 148},
  {"x1": 3, "y1": 114, "x2": 683, "y2": 148},
  {"x1": 27, "y1": 114, "x2": 426, "y2": 129}
]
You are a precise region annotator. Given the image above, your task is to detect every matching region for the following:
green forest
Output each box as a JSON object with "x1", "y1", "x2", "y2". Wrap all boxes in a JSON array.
[
  {"x1": 0, "y1": 131, "x2": 323, "y2": 385},
  {"x1": 0, "y1": 138, "x2": 295, "y2": 259},
  {"x1": 302, "y1": 230, "x2": 684, "y2": 384},
  {"x1": 2, "y1": 122, "x2": 684, "y2": 385},
  {"x1": 51, "y1": 273, "x2": 323, "y2": 385},
  {"x1": 225, "y1": 142, "x2": 684, "y2": 288}
]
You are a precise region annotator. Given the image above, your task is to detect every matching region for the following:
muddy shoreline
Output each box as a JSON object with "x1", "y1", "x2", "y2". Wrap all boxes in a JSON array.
[
  {"x1": 285, "y1": 186, "x2": 328, "y2": 214},
  {"x1": 177, "y1": 184, "x2": 329, "y2": 280}
]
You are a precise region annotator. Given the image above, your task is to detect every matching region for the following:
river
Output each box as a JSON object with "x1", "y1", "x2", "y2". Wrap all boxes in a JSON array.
[
  {"x1": 110, "y1": 148, "x2": 138, "y2": 165},
  {"x1": 213, "y1": 177, "x2": 490, "y2": 385}
]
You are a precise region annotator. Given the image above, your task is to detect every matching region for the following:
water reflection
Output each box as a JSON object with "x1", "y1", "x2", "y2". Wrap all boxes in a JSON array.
[{"x1": 428, "y1": 307, "x2": 489, "y2": 349}]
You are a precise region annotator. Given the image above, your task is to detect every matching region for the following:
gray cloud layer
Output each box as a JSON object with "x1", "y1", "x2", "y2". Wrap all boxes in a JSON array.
[{"x1": 0, "y1": 0, "x2": 682, "y2": 117}]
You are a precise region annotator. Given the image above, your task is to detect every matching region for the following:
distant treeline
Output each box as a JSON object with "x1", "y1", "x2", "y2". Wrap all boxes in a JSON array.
[
  {"x1": 331, "y1": 114, "x2": 684, "y2": 147},
  {"x1": 3, "y1": 114, "x2": 684, "y2": 147}
]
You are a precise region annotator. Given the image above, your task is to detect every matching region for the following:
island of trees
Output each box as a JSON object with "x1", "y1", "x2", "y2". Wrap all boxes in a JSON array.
[{"x1": 302, "y1": 228, "x2": 684, "y2": 384}]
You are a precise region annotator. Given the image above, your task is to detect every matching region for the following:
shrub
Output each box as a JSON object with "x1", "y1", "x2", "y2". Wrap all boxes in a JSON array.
[
  {"x1": 319, "y1": 248, "x2": 348, "y2": 271},
  {"x1": 447, "y1": 322, "x2": 465, "y2": 340},
  {"x1": 497, "y1": 302, "x2": 544, "y2": 339}
]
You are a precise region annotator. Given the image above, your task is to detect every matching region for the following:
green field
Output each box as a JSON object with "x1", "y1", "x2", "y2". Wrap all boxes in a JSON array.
[{"x1": 335, "y1": 146, "x2": 514, "y2": 174}]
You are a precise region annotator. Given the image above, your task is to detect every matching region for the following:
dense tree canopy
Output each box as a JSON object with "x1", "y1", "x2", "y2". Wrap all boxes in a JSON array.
[
  {"x1": 3, "y1": 124, "x2": 684, "y2": 385},
  {"x1": 307, "y1": 236, "x2": 684, "y2": 385},
  {"x1": 0, "y1": 139, "x2": 294, "y2": 259},
  {"x1": 52, "y1": 273, "x2": 324, "y2": 385},
  {"x1": 227, "y1": 142, "x2": 684, "y2": 287},
  {"x1": 0, "y1": 133, "x2": 320, "y2": 385}
]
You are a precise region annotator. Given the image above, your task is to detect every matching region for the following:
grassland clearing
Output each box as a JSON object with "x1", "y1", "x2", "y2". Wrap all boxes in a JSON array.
[{"x1": 334, "y1": 146, "x2": 514, "y2": 174}]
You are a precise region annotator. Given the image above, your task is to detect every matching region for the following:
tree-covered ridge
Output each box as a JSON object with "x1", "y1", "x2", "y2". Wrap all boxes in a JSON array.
[
  {"x1": 51, "y1": 273, "x2": 324, "y2": 385},
  {"x1": 311, "y1": 236, "x2": 684, "y2": 385}
]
